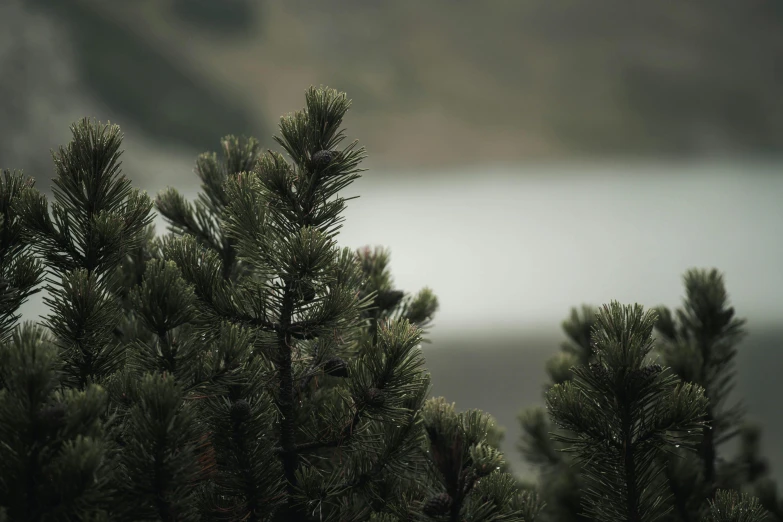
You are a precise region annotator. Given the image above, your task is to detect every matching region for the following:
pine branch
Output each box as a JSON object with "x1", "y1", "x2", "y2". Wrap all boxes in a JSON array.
[
  {"x1": 421, "y1": 398, "x2": 538, "y2": 521},
  {"x1": 15, "y1": 119, "x2": 153, "y2": 390},
  {"x1": 0, "y1": 170, "x2": 45, "y2": 346},
  {"x1": 0, "y1": 323, "x2": 112, "y2": 521},
  {"x1": 111, "y1": 373, "x2": 204, "y2": 522},
  {"x1": 157, "y1": 135, "x2": 262, "y2": 283},
  {"x1": 654, "y1": 268, "x2": 767, "y2": 520},
  {"x1": 546, "y1": 302, "x2": 710, "y2": 522},
  {"x1": 703, "y1": 490, "x2": 768, "y2": 522}
]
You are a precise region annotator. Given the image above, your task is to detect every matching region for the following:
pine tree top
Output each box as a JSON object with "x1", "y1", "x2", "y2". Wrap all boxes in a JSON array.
[{"x1": 0, "y1": 86, "x2": 537, "y2": 522}]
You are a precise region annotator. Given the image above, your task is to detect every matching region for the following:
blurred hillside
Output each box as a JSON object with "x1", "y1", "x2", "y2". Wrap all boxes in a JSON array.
[{"x1": 3, "y1": 0, "x2": 783, "y2": 178}]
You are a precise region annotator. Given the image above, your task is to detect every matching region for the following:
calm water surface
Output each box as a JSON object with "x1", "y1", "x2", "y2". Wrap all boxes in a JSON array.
[{"x1": 336, "y1": 162, "x2": 783, "y2": 340}]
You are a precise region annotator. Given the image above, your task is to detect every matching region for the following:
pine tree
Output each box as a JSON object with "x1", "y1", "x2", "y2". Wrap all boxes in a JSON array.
[
  {"x1": 416, "y1": 397, "x2": 546, "y2": 521},
  {"x1": 150, "y1": 86, "x2": 434, "y2": 521},
  {"x1": 0, "y1": 322, "x2": 113, "y2": 522},
  {"x1": 519, "y1": 270, "x2": 782, "y2": 522},
  {"x1": 0, "y1": 170, "x2": 44, "y2": 346},
  {"x1": 526, "y1": 300, "x2": 769, "y2": 522},
  {"x1": 0, "y1": 85, "x2": 537, "y2": 521},
  {"x1": 15, "y1": 118, "x2": 154, "y2": 390},
  {"x1": 0, "y1": 117, "x2": 154, "y2": 520},
  {"x1": 653, "y1": 269, "x2": 782, "y2": 521},
  {"x1": 153, "y1": 86, "x2": 535, "y2": 521}
]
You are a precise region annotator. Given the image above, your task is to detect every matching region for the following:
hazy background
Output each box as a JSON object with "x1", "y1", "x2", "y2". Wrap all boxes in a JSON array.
[{"x1": 3, "y1": 0, "x2": 782, "y2": 484}]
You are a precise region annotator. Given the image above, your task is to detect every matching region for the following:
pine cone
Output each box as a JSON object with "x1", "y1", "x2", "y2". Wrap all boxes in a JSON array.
[
  {"x1": 323, "y1": 357, "x2": 349, "y2": 378},
  {"x1": 588, "y1": 362, "x2": 611, "y2": 382},
  {"x1": 641, "y1": 363, "x2": 663, "y2": 379},
  {"x1": 311, "y1": 150, "x2": 334, "y2": 169},
  {"x1": 365, "y1": 387, "x2": 385, "y2": 407},
  {"x1": 376, "y1": 290, "x2": 404, "y2": 312},
  {"x1": 422, "y1": 493, "x2": 452, "y2": 518},
  {"x1": 230, "y1": 399, "x2": 251, "y2": 423},
  {"x1": 626, "y1": 364, "x2": 663, "y2": 391}
]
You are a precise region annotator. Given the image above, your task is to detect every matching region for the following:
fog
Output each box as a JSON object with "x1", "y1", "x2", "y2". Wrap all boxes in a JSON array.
[{"x1": 341, "y1": 162, "x2": 783, "y2": 338}]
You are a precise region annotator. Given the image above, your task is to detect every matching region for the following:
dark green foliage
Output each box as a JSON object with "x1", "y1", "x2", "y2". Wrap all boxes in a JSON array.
[
  {"x1": 0, "y1": 323, "x2": 112, "y2": 521},
  {"x1": 653, "y1": 269, "x2": 782, "y2": 521},
  {"x1": 519, "y1": 273, "x2": 778, "y2": 522},
  {"x1": 14, "y1": 118, "x2": 154, "y2": 390},
  {"x1": 15, "y1": 84, "x2": 772, "y2": 522},
  {"x1": 0, "y1": 170, "x2": 44, "y2": 346},
  {"x1": 0, "y1": 87, "x2": 535, "y2": 521},
  {"x1": 546, "y1": 302, "x2": 710, "y2": 522},
  {"x1": 112, "y1": 373, "x2": 204, "y2": 521},
  {"x1": 157, "y1": 134, "x2": 262, "y2": 282},
  {"x1": 111, "y1": 223, "x2": 160, "y2": 348},
  {"x1": 703, "y1": 490, "x2": 768, "y2": 522},
  {"x1": 416, "y1": 398, "x2": 546, "y2": 521}
]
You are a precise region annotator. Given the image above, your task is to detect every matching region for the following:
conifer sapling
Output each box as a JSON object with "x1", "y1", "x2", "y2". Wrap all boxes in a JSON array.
[
  {"x1": 545, "y1": 301, "x2": 769, "y2": 522},
  {"x1": 0, "y1": 87, "x2": 547, "y2": 522}
]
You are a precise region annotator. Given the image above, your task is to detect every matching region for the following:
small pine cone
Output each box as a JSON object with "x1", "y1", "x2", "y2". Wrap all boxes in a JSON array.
[
  {"x1": 311, "y1": 150, "x2": 334, "y2": 169},
  {"x1": 641, "y1": 363, "x2": 663, "y2": 379},
  {"x1": 626, "y1": 364, "x2": 663, "y2": 390},
  {"x1": 422, "y1": 493, "x2": 452, "y2": 518},
  {"x1": 588, "y1": 362, "x2": 611, "y2": 382},
  {"x1": 0, "y1": 278, "x2": 9, "y2": 294},
  {"x1": 323, "y1": 357, "x2": 349, "y2": 378},
  {"x1": 38, "y1": 403, "x2": 67, "y2": 431},
  {"x1": 376, "y1": 290, "x2": 405, "y2": 312},
  {"x1": 631, "y1": 364, "x2": 663, "y2": 383},
  {"x1": 365, "y1": 387, "x2": 386, "y2": 407},
  {"x1": 475, "y1": 462, "x2": 494, "y2": 477},
  {"x1": 462, "y1": 468, "x2": 478, "y2": 488},
  {"x1": 230, "y1": 399, "x2": 251, "y2": 423}
]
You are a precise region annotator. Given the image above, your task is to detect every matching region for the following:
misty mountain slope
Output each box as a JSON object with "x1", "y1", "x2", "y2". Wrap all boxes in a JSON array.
[
  {"x1": 12, "y1": 0, "x2": 783, "y2": 166},
  {"x1": 4, "y1": 0, "x2": 782, "y2": 171}
]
